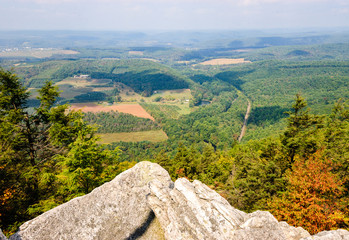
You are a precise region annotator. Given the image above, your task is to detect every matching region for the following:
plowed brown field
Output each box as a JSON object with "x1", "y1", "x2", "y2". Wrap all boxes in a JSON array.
[
  {"x1": 70, "y1": 103, "x2": 155, "y2": 121},
  {"x1": 199, "y1": 58, "x2": 251, "y2": 65}
]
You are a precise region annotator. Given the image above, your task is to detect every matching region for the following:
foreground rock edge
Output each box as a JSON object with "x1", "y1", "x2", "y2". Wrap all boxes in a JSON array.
[{"x1": 2, "y1": 161, "x2": 348, "y2": 240}]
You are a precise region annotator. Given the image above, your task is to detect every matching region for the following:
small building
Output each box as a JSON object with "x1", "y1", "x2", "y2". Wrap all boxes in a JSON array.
[{"x1": 74, "y1": 74, "x2": 90, "y2": 79}]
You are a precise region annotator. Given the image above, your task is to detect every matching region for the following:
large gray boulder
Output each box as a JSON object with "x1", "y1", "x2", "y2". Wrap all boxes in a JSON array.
[
  {"x1": 10, "y1": 161, "x2": 171, "y2": 240},
  {"x1": 9, "y1": 161, "x2": 349, "y2": 240},
  {"x1": 303, "y1": 229, "x2": 349, "y2": 240}
]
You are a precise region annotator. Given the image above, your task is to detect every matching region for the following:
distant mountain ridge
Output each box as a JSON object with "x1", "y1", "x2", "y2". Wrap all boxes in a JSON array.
[{"x1": 1, "y1": 30, "x2": 349, "y2": 49}]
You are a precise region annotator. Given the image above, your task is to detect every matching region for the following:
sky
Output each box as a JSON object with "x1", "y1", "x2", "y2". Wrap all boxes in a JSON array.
[{"x1": 1, "y1": 0, "x2": 349, "y2": 31}]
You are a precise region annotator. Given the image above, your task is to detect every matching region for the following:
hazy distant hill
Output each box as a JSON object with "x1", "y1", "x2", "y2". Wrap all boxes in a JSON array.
[{"x1": 1, "y1": 29, "x2": 349, "y2": 49}]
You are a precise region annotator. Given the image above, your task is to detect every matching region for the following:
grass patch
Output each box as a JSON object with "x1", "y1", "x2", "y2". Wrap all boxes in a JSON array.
[
  {"x1": 97, "y1": 130, "x2": 168, "y2": 144},
  {"x1": 151, "y1": 89, "x2": 191, "y2": 101}
]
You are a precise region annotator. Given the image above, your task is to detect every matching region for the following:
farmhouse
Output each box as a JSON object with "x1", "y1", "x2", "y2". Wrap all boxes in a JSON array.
[{"x1": 74, "y1": 74, "x2": 90, "y2": 79}]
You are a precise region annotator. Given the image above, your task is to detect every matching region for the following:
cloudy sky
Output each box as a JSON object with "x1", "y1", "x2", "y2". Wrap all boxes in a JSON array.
[{"x1": 1, "y1": 0, "x2": 349, "y2": 31}]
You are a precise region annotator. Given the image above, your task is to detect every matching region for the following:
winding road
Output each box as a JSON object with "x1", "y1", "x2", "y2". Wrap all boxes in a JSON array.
[{"x1": 238, "y1": 99, "x2": 251, "y2": 142}]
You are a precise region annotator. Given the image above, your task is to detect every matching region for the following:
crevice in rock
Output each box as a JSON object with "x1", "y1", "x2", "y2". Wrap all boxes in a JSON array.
[{"x1": 126, "y1": 210, "x2": 156, "y2": 240}]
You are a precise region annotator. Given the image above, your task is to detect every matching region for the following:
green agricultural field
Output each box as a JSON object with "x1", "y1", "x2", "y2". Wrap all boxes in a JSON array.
[
  {"x1": 97, "y1": 130, "x2": 168, "y2": 144},
  {"x1": 117, "y1": 87, "x2": 192, "y2": 115},
  {"x1": 151, "y1": 88, "x2": 191, "y2": 101},
  {"x1": 54, "y1": 77, "x2": 114, "y2": 100},
  {"x1": 56, "y1": 84, "x2": 93, "y2": 100},
  {"x1": 148, "y1": 89, "x2": 192, "y2": 115}
]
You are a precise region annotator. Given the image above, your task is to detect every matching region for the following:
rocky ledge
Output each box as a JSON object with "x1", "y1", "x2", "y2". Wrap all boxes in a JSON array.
[{"x1": 4, "y1": 161, "x2": 349, "y2": 240}]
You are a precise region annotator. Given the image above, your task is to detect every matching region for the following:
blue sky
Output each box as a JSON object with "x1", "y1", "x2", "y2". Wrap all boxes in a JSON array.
[{"x1": 1, "y1": 0, "x2": 349, "y2": 30}]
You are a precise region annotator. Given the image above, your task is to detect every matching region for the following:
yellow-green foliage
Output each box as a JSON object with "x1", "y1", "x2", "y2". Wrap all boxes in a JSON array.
[{"x1": 98, "y1": 130, "x2": 168, "y2": 144}]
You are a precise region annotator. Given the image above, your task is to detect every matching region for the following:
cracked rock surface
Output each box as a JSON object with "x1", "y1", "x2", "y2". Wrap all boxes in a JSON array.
[
  {"x1": 5, "y1": 161, "x2": 349, "y2": 240},
  {"x1": 148, "y1": 178, "x2": 313, "y2": 240},
  {"x1": 9, "y1": 161, "x2": 171, "y2": 240}
]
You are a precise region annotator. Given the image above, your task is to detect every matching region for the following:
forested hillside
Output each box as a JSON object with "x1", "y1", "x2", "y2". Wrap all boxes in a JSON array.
[
  {"x1": 17, "y1": 59, "x2": 190, "y2": 97},
  {"x1": 185, "y1": 60, "x2": 349, "y2": 141},
  {"x1": 1, "y1": 39, "x2": 349, "y2": 236},
  {"x1": 153, "y1": 95, "x2": 349, "y2": 234}
]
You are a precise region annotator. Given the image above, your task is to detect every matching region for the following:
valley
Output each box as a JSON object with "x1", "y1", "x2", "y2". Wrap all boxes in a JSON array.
[
  {"x1": 3, "y1": 46, "x2": 349, "y2": 146},
  {"x1": 1, "y1": 30, "x2": 348, "y2": 236}
]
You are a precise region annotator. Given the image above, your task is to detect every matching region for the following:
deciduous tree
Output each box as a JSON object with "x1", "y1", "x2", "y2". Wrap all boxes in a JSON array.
[{"x1": 268, "y1": 150, "x2": 346, "y2": 234}]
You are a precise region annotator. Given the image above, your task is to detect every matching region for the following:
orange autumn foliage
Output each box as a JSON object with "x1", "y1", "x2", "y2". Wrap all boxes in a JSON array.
[
  {"x1": 0, "y1": 188, "x2": 15, "y2": 218},
  {"x1": 175, "y1": 168, "x2": 186, "y2": 178},
  {"x1": 268, "y1": 150, "x2": 346, "y2": 234}
]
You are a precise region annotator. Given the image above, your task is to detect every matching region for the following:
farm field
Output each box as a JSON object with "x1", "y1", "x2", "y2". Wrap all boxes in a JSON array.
[
  {"x1": 151, "y1": 89, "x2": 191, "y2": 101},
  {"x1": 56, "y1": 85, "x2": 92, "y2": 99},
  {"x1": 70, "y1": 103, "x2": 155, "y2": 120},
  {"x1": 56, "y1": 78, "x2": 112, "y2": 88},
  {"x1": 117, "y1": 87, "x2": 192, "y2": 116},
  {"x1": 198, "y1": 58, "x2": 251, "y2": 65},
  {"x1": 128, "y1": 51, "x2": 143, "y2": 56},
  {"x1": 53, "y1": 78, "x2": 113, "y2": 100},
  {"x1": 146, "y1": 89, "x2": 192, "y2": 116},
  {"x1": 117, "y1": 83, "x2": 191, "y2": 102},
  {"x1": 97, "y1": 130, "x2": 168, "y2": 143},
  {"x1": 166, "y1": 101, "x2": 191, "y2": 115}
]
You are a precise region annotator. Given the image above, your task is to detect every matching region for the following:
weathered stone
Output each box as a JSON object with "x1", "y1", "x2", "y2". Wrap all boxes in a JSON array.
[
  {"x1": 301, "y1": 229, "x2": 349, "y2": 240},
  {"x1": 10, "y1": 161, "x2": 170, "y2": 240},
  {"x1": 0, "y1": 229, "x2": 8, "y2": 240},
  {"x1": 278, "y1": 221, "x2": 311, "y2": 240},
  {"x1": 8, "y1": 161, "x2": 349, "y2": 240},
  {"x1": 148, "y1": 178, "x2": 247, "y2": 240},
  {"x1": 148, "y1": 178, "x2": 315, "y2": 240},
  {"x1": 233, "y1": 211, "x2": 311, "y2": 240}
]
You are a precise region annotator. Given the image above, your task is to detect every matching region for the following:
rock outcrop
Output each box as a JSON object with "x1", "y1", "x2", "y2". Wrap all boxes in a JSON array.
[
  {"x1": 147, "y1": 178, "x2": 311, "y2": 240},
  {"x1": 9, "y1": 161, "x2": 171, "y2": 240},
  {"x1": 7, "y1": 161, "x2": 349, "y2": 240},
  {"x1": 0, "y1": 229, "x2": 7, "y2": 240}
]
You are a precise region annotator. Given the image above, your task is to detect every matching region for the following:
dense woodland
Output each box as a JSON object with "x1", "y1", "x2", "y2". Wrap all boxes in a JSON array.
[
  {"x1": 83, "y1": 111, "x2": 160, "y2": 133},
  {"x1": 1, "y1": 38, "x2": 349, "y2": 236}
]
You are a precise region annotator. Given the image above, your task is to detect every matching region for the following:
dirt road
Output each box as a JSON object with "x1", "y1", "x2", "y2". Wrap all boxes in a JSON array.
[{"x1": 238, "y1": 99, "x2": 251, "y2": 142}]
